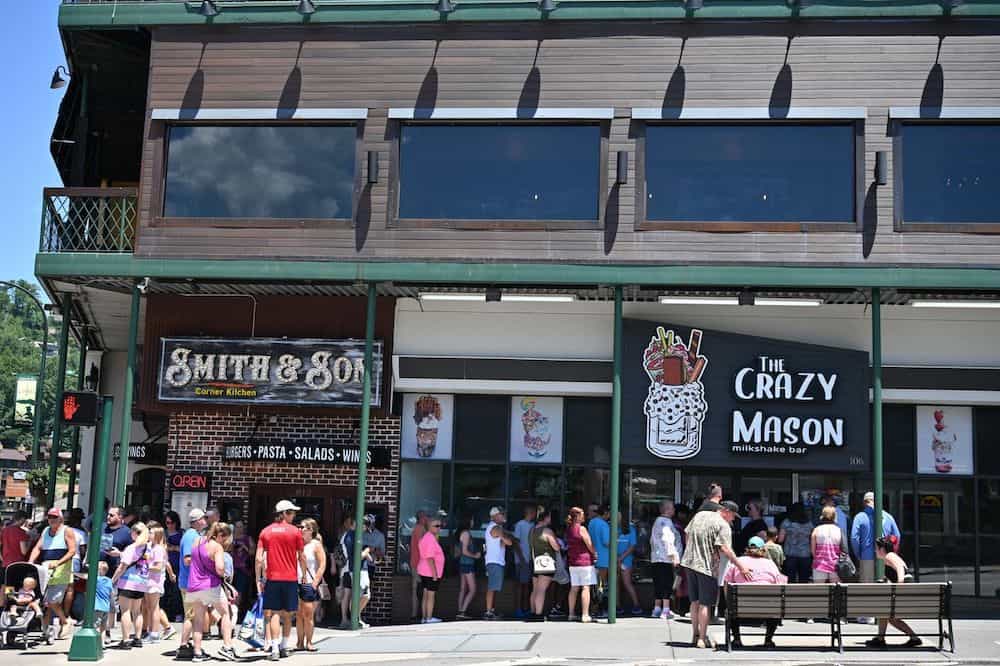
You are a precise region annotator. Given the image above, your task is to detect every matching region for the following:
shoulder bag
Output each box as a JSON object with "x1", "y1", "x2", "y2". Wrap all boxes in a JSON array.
[
  {"x1": 531, "y1": 528, "x2": 556, "y2": 576},
  {"x1": 836, "y1": 526, "x2": 857, "y2": 581}
]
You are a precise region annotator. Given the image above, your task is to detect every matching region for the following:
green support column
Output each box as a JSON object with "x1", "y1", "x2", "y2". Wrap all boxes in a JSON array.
[
  {"x1": 31, "y1": 305, "x2": 48, "y2": 465},
  {"x1": 47, "y1": 293, "x2": 73, "y2": 509},
  {"x1": 69, "y1": 395, "x2": 114, "y2": 662},
  {"x1": 115, "y1": 283, "x2": 141, "y2": 505},
  {"x1": 607, "y1": 286, "x2": 623, "y2": 624},
  {"x1": 871, "y1": 287, "x2": 884, "y2": 579},
  {"x1": 67, "y1": 338, "x2": 88, "y2": 506},
  {"x1": 351, "y1": 283, "x2": 377, "y2": 630}
]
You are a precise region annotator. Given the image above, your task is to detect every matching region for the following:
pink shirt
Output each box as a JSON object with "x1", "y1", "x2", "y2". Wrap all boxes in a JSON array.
[
  {"x1": 811, "y1": 523, "x2": 842, "y2": 574},
  {"x1": 416, "y1": 532, "x2": 444, "y2": 578},
  {"x1": 722, "y1": 555, "x2": 788, "y2": 585}
]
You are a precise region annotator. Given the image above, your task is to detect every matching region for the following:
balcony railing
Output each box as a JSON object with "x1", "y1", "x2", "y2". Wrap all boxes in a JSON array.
[{"x1": 40, "y1": 187, "x2": 137, "y2": 254}]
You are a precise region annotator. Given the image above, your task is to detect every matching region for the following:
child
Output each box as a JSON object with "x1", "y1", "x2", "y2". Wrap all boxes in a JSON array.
[
  {"x1": 763, "y1": 526, "x2": 786, "y2": 570},
  {"x1": 94, "y1": 562, "x2": 113, "y2": 643},
  {"x1": 8, "y1": 577, "x2": 42, "y2": 619}
]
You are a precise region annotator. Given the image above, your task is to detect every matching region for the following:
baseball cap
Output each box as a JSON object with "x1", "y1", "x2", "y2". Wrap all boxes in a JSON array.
[
  {"x1": 720, "y1": 500, "x2": 742, "y2": 518},
  {"x1": 275, "y1": 500, "x2": 302, "y2": 513},
  {"x1": 47, "y1": 507, "x2": 63, "y2": 518},
  {"x1": 364, "y1": 514, "x2": 376, "y2": 525},
  {"x1": 748, "y1": 536, "x2": 766, "y2": 549},
  {"x1": 863, "y1": 491, "x2": 875, "y2": 502},
  {"x1": 188, "y1": 508, "x2": 205, "y2": 523},
  {"x1": 489, "y1": 506, "x2": 505, "y2": 517}
]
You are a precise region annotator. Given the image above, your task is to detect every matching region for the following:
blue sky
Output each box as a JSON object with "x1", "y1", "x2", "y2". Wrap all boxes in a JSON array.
[{"x1": 2, "y1": 3, "x2": 65, "y2": 290}]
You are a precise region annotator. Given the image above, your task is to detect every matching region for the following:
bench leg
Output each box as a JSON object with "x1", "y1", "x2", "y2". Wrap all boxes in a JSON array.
[
  {"x1": 948, "y1": 617, "x2": 955, "y2": 653},
  {"x1": 725, "y1": 614, "x2": 731, "y2": 652},
  {"x1": 836, "y1": 617, "x2": 844, "y2": 654},
  {"x1": 938, "y1": 616, "x2": 944, "y2": 651}
]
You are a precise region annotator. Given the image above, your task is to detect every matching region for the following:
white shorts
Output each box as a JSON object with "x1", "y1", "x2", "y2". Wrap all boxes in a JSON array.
[
  {"x1": 185, "y1": 587, "x2": 224, "y2": 606},
  {"x1": 569, "y1": 566, "x2": 596, "y2": 587},
  {"x1": 813, "y1": 570, "x2": 839, "y2": 583}
]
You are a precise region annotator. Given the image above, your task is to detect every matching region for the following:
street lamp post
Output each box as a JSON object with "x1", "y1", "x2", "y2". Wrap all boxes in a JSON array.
[{"x1": 0, "y1": 281, "x2": 49, "y2": 465}]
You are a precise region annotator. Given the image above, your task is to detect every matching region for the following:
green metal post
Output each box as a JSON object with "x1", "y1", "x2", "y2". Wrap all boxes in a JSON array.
[
  {"x1": 32, "y1": 306, "x2": 49, "y2": 464},
  {"x1": 47, "y1": 293, "x2": 73, "y2": 508},
  {"x1": 871, "y1": 287, "x2": 884, "y2": 580},
  {"x1": 607, "y1": 286, "x2": 623, "y2": 624},
  {"x1": 69, "y1": 395, "x2": 113, "y2": 662},
  {"x1": 67, "y1": 338, "x2": 87, "y2": 506},
  {"x1": 115, "y1": 283, "x2": 141, "y2": 505},
  {"x1": 350, "y1": 283, "x2": 377, "y2": 630}
]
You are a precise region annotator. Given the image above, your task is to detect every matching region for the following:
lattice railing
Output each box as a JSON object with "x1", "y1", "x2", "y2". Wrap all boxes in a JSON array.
[{"x1": 40, "y1": 187, "x2": 137, "y2": 253}]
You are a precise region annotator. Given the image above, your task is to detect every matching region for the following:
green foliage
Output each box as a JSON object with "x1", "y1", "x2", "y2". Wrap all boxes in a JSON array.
[{"x1": 26, "y1": 466, "x2": 49, "y2": 501}]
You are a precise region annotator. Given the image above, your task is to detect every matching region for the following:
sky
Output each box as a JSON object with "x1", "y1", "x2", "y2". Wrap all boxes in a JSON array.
[{"x1": 1, "y1": 3, "x2": 66, "y2": 291}]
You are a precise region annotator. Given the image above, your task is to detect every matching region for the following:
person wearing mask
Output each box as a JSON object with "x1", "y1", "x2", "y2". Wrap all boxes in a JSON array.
[
  {"x1": 483, "y1": 507, "x2": 514, "y2": 620},
  {"x1": 736, "y1": 501, "x2": 768, "y2": 555},
  {"x1": 231, "y1": 520, "x2": 255, "y2": 623},
  {"x1": 851, "y1": 491, "x2": 900, "y2": 624},
  {"x1": 340, "y1": 514, "x2": 374, "y2": 628},
  {"x1": 588, "y1": 505, "x2": 611, "y2": 618},
  {"x1": 100, "y1": 506, "x2": 133, "y2": 572},
  {"x1": 722, "y1": 536, "x2": 788, "y2": 649},
  {"x1": 565, "y1": 506, "x2": 597, "y2": 623},
  {"x1": 177, "y1": 508, "x2": 209, "y2": 661},
  {"x1": 512, "y1": 505, "x2": 537, "y2": 619},
  {"x1": 778, "y1": 503, "x2": 813, "y2": 584},
  {"x1": 408, "y1": 510, "x2": 429, "y2": 621},
  {"x1": 680, "y1": 501, "x2": 750, "y2": 650},
  {"x1": 811, "y1": 506, "x2": 844, "y2": 584},
  {"x1": 29, "y1": 508, "x2": 78, "y2": 643},
  {"x1": 763, "y1": 526, "x2": 785, "y2": 571},
  {"x1": 649, "y1": 500, "x2": 682, "y2": 619},
  {"x1": 188, "y1": 523, "x2": 239, "y2": 662},
  {"x1": 1, "y1": 510, "x2": 31, "y2": 573},
  {"x1": 296, "y1": 519, "x2": 326, "y2": 652},
  {"x1": 865, "y1": 536, "x2": 921, "y2": 648},
  {"x1": 528, "y1": 509, "x2": 559, "y2": 620},
  {"x1": 615, "y1": 512, "x2": 642, "y2": 616},
  {"x1": 454, "y1": 516, "x2": 480, "y2": 620},
  {"x1": 109, "y1": 521, "x2": 150, "y2": 649},
  {"x1": 256, "y1": 501, "x2": 309, "y2": 661},
  {"x1": 417, "y1": 517, "x2": 445, "y2": 624}
]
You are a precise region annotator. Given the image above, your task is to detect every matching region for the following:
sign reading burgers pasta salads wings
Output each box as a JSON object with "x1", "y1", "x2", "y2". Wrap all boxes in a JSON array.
[{"x1": 623, "y1": 319, "x2": 870, "y2": 471}]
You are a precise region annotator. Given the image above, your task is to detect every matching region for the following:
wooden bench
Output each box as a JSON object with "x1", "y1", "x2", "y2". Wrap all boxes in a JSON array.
[
  {"x1": 841, "y1": 582, "x2": 954, "y2": 652},
  {"x1": 725, "y1": 584, "x2": 841, "y2": 652},
  {"x1": 724, "y1": 582, "x2": 954, "y2": 653}
]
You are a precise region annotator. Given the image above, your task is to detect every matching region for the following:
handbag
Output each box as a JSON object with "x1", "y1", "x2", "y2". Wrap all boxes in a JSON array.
[
  {"x1": 238, "y1": 597, "x2": 266, "y2": 649},
  {"x1": 836, "y1": 527, "x2": 857, "y2": 581},
  {"x1": 553, "y1": 552, "x2": 570, "y2": 586},
  {"x1": 531, "y1": 529, "x2": 556, "y2": 575},
  {"x1": 318, "y1": 581, "x2": 332, "y2": 601}
]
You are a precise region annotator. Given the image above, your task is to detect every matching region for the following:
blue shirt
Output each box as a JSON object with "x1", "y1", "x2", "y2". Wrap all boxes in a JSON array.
[
  {"x1": 99, "y1": 524, "x2": 133, "y2": 570},
  {"x1": 616, "y1": 526, "x2": 637, "y2": 569},
  {"x1": 589, "y1": 517, "x2": 611, "y2": 569},
  {"x1": 178, "y1": 528, "x2": 200, "y2": 590},
  {"x1": 343, "y1": 531, "x2": 370, "y2": 571},
  {"x1": 850, "y1": 507, "x2": 900, "y2": 561},
  {"x1": 95, "y1": 576, "x2": 113, "y2": 613}
]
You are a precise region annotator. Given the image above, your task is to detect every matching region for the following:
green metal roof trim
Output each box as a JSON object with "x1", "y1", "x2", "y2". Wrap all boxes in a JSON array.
[
  {"x1": 34, "y1": 253, "x2": 1000, "y2": 290},
  {"x1": 58, "y1": 0, "x2": 1000, "y2": 28}
]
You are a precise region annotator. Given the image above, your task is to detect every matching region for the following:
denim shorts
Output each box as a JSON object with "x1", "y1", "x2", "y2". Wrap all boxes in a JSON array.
[
  {"x1": 459, "y1": 562, "x2": 476, "y2": 575},
  {"x1": 486, "y1": 563, "x2": 505, "y2": 592}
]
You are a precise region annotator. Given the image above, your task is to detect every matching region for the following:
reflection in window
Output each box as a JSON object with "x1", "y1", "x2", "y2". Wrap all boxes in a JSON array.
[
  {"x1": 510, "y1": 465, "x2": 563, "y2": 519},
  {"x1": 453, "y1": 464, "x2": 506, "y2": 530},
  {"x1": 917, "y1": 478, "x2": 975, "y2": 596},
  {"x1": 901, "y1": 123, "x2": 1000, "y2": 224},
  {"x1": 398, "y1": 124, "x2": 602, "y2": 221},
  {"x1": 398, "y1": 462, "x2": 449, "y2": 574},
  {"x1": 645, "y1": 123, "x2": 855, "y2": 223},
  {"x1": 164, "y1": 125, "x2": 356, "y2": 219}
]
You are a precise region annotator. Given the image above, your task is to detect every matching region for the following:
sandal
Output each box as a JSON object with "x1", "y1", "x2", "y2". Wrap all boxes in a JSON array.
[{"x1": 305, "y1": 646, "x2": 319, "y2": 652}]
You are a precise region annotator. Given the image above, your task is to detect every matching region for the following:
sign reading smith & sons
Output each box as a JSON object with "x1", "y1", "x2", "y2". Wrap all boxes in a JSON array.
[
  {"x1": 159, "y1": 337, "x2": 383, "y2": 407},
  {"x1": 623, "y1": 319, "x2": 869, "y2": 471}
]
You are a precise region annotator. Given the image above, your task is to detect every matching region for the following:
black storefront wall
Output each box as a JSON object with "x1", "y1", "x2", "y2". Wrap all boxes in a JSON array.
[{"x1": 622, "y1": 318, "x2": 871, "y2": 471}]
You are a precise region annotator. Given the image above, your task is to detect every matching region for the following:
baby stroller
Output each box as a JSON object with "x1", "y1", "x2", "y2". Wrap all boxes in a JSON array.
[{"x1": 1, "y1": 562, "x2": 49, "y2": 650}]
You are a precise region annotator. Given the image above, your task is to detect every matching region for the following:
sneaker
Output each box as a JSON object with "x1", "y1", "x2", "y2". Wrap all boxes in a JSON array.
[
  {"x1": 46, "y1": 627, "x2": 54, "y2": 646},
  {"x1": 163, "y1": 626, "x2": 177, "y2": 641},
  {"x1": 132, "y1": 638, "x2": 144, "y2": 648},
  {"x1": 175, "y1": 644, "x2": 194, "y2": 661},
  {"x1": 651, "y1": 607, "x2": 663, "y2": 618},
  {"x1": 425, "y1": 617, "x2": 443, "y2": 624},
  {"x1": 581, "y1": 615, "x2": 593, "y2": 623},
  {"x1": 567, "y1": 615, "x2": 579, "y2": 622},
  {"x1": 513, "y1": 609, "x2": 527, "y2": 619},
  {"x1": 702, "y1": 635, "x2": 714, "y2": 650},
  {"x1": 279, "y1": 647, "x2": 289, "y2": 659},
  {"x1": 548, "y1": 607, "x2": 567, "y2": 618},
  {"x1": 865, "y1": 636, "x2": 887, "y2": 649},
  {"x1": 662, "y1": 610, "x2": 674, "y2": 620},
  {"x1": 805, "y1": 618, "x2": 815, "y2": 624},
  {"x1": 192, "y1": 653, "x2": 211, "y2": 663},
  {"x1": 116, "y1": 640, "x2": 132, "y2": 650},
  {"x1": 631, "y1": 606, "x2": 643, "y2": 616},
  {"x1": 268, "y1": 650, "x2": 280, "y2": 661},
  {"x1": 903, "y1": 637, "x2": 923, "y2": 648},
  {"x1": 455, "y1": 612, "x2": 468, "y2": 620},
  {"x1": 218, "y1": 646, "x2": 239, "y2": 661},
  {"x1": 482, "y1": 610, "x2": 497, "y2": 621},
  {"x1": 359, "y1": 621, "x2": 370, "y2": 629}
]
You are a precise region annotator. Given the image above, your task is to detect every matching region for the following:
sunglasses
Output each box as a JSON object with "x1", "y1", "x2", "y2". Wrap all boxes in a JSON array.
[{"x1": 430, "y1": 523, "x2": 442, "y2": 528}]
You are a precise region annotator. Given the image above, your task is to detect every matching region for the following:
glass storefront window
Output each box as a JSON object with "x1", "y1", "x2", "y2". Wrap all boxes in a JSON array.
[
  {"x1": 398, "y1": 462, "x2": 450, "y2": 574},
  {"x1": 564, "y1": 398, "x2": 610, "y2": 465},
  {"x1": 564, "y1": 467, "x2": 610, "y2": 512},
  {"x1": 679, "y1": 473, "x2": 735, "y2": 510},
  {"x1": 627, "y1": 468, "x2": 675, "y2": 565},
  {"x1": 884, "y1": 404, "x2": 916, "y2": 474},
  {"x1": 453, "y1": 464, "x2": 507, "y2": 531},
  {"x1": 979, "y1": 478, "x2": 1000, "y2": 598},
  {"x1": 454, "y1": 395, "x2": 509, "y2": 462},
  {"x1": 976, "y1": 408, "x2": 1000, "y2": 474},
  {"x1": 509, "y1": 465, "x2": 563, "y2": 520},
  {"x1": 916, "y1": 478, "x2": 975, "y2": 596}
]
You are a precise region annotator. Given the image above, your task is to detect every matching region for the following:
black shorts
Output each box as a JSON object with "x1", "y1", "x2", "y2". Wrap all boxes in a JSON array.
[
  {"x1": 420, "y1": 576, "x2": 441, "y2": 592},
  {"x1": 263, "y1": 580, "x2": 299, "y2": 612},
  {"x1": 651, "y1": 562, "x2": 676, "y2": 599},
  {"x1": 119, "y1": 589, "x2": 145, "y2": 600},
  {"x1": 298, "y1": 584, "x2": 318, "y2": 602},
  {"x1": 684, "y1": 568, "x2": 719, "y2": 606}
]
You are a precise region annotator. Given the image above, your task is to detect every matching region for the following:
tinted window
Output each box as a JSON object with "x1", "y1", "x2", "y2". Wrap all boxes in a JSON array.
[
  {"x1": 564, "y1": 397, "x2": 610, "y2": 465},
  {"x1": 453, "y1": 395, "x2": 509, "y2": 461},
  {"x1": 902, "y1": 123, "x2": 1000, "y2": 223},
  {"x1": 164, "y1": 125, "x2": 356, "y2": 218},
  {"x1": 645, "y1": 123, "x2": 855, "y2": 222},
  {"x1": 883, "y1": 404, "x2": 915, "y2": 474},
  {"x1": 398, "y1": 124, "x2": 601, "y2": 221}
]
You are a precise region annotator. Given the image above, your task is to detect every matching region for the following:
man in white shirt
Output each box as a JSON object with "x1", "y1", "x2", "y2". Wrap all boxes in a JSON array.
[
  {"x1": 483, "y1": 507, "x2": 513, "y2": 620},
  {"x1": 649, "y1": 500, "x2": 682, "y2": 618}
]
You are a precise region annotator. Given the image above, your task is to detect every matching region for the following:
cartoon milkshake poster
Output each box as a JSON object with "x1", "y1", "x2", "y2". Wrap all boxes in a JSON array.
[
  {"x1": 916, "y1": 405, "x2": 973, "y2": 475},
  {"x1": 643, "y1": 326, "x2": 709, "y2": 460},
  {"x1": 401, "y1": 394, "x2": 454, "y2": 460},
  {"x1": 510, "y1": 396, "x2": 564, "y2": 463}
]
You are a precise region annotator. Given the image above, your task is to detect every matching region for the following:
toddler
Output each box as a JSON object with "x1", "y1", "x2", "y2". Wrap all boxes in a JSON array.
[
  {"x1": 94, "y1": 561, "x2": 113, "y2": 640},
  {"x1": 7, "y1": 577, "x2": 42, "y2": 619}
]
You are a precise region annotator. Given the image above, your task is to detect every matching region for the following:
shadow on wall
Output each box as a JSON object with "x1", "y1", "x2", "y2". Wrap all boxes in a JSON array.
[
  {"x1": 862, "y1": 183, "x2": 878, "y2": 259},
  {"x1": 662, "y1": 37, "x2": 687, "y2": 118}
]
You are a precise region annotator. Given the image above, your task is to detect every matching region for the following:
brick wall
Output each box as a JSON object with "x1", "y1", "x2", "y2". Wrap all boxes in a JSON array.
[{"x1": 166, "y1": 411, "x2": 401, "y2": 624}]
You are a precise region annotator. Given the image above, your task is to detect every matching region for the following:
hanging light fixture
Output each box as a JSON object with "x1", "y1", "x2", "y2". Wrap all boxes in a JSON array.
[
  {"x1": 297, "y1": 0, "x2": 317, "y2": 15},
  {"x1": 539, "y1": 0, "x2": 558, "y2": 12},
  {"x1": 50, "y1": 66, "x2": 70, "y2": 90},
  {"x1": 436, "y1": 0, "x2": 456, "y2": 14},
  {"x1": 684, "y1": 0, "x2": 704, "y2": 10},
  {"x1": 198, "y1": 0, "x2": 220, "y2": 17}
]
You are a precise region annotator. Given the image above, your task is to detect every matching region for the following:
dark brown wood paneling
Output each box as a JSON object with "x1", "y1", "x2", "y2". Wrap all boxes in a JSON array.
[
  {"x1": 135, "y1": 21, "x2": 1000, "y2": 267},
  {"x1": 139, "y1": 295, "x2": 395, "y2": 416}
]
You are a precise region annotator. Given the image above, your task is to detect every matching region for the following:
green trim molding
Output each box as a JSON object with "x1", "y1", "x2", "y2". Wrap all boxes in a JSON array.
[
  {"x1": 58, "y1": 0, "x2": 1000, "y2": 29},
  {"x1": 34, "y1": 252, "x2": 1000, "y2": 290}
]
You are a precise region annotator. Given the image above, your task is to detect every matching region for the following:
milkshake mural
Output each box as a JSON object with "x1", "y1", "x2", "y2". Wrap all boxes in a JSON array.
[
  {"x1": 401, "y1": 393, "x2": 454, "y2": 460},
  {"x1": 642, "y1": 326, "x2": 709, "y2": 460},
  {"x1": 916, "y1": 405, "x2": 973, "y2": 475},
  {"x1": 510, "y1": 396, "x2": 564, "y2": 463}
]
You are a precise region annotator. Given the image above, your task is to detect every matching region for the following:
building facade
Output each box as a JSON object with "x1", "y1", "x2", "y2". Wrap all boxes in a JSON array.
[{"x1": 38, "y1": 0, "x2": 1000, "y2": 623}]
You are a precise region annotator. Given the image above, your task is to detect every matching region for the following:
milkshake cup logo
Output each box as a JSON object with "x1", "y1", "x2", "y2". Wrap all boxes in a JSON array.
[
  {"x1": 413, "y1": 395, "x2": 442, "y2": 458},
  {"x1": 931, "y1": 409, "x2": 955, "y2": 473},
  {"x1": 643, "y1": 327, "x2": 709, "y2": 460},
  {"x1": 520, "y1": 398, "x2": 552, "y2": 458}
]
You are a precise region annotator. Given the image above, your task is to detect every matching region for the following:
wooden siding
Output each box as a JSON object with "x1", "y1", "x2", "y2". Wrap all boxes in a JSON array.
[{"x1": 135, "y1": 21, "x2": 1000, "y2": 268}]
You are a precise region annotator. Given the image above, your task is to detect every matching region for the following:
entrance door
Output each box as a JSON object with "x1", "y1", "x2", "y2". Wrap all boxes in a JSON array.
[{"x1": 248, "y1": 484, "x2": 352, "y2": 544}]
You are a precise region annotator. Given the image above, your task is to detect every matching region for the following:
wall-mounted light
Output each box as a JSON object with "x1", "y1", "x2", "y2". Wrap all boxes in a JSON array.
[
  {"x1": 436, "y1": 0, "x2": 456, "y2": 13},
  {"x1": 616, "y1": 151, "x2": 629, "y2": 185},
  {"x1": 539, "y1": 0, "x2": 557, "y2": 12},
  {"x1": 297, "y1": 0, "x2": 317, "y2": 15},
  {"x1": 875, "y1": 151, "x2": 888, "y2": 186},
  {"x1": 50, "y1": 65, "x2": 70, "y2": 90},
  {"x1": 198, "y1": 0, "x2": 220, "y2": 17},
  {"x1": 367, "y1": 151, "x2": 379, "y2": 184}
]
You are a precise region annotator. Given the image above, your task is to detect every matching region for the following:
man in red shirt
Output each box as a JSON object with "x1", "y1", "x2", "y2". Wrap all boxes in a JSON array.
[
  {"x1": 1, "y1": 510, "x2": 32, "y2": 571},
  {"x1": 255, "y1": 500, "x2": 308, "y2": 661}
]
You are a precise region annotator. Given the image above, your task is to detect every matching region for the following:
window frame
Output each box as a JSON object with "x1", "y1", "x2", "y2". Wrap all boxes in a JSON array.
[
  {"x1": 893, "y1": 119, "x2": 1000, "y2": 233},
  {"x1": 635, "y1": 119, "x2": 865, "y2": 233},
  {"x1": 151, "y1": 120, "x2": 364, "y2": 229},
  {"x1": 388, "y1": 119, "x2": 610, "y2": 230}
]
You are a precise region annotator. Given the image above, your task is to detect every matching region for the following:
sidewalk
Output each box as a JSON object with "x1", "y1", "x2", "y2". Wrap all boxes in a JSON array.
[{"x1": 6, "y1": 615, "x2": 1000, "y2": 666}]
